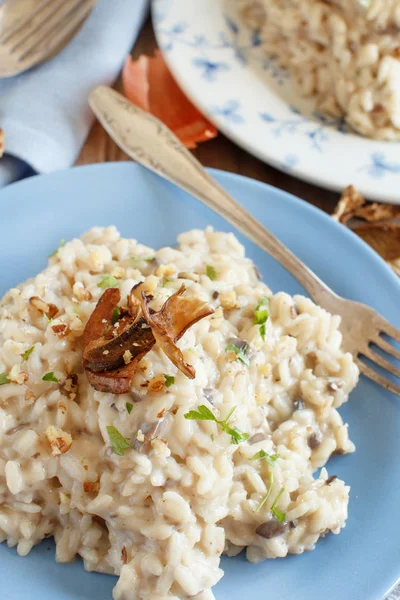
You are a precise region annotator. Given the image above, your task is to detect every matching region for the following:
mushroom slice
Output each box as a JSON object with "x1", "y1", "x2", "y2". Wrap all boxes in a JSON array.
[
  {"x1": 83, "y1": 316, "x2": 154, "y2": 372},
  {"x1": 83, "y1": 288, "x2": 121, "y2": 348},
  {"x1": 83, "y1": 284, "x2": 213, "y2": 394},
  {"x1": 86, "y1": 349, "x2": 152, "y2": 394},
  {"x1": 141, "y1": 285, "x2": 213, "y2": 378}
]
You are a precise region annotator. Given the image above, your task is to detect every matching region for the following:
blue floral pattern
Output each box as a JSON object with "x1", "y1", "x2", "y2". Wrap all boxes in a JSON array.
[
  {"x1": 259, "y1": 107, "x2": 348, "y2": 151},
  {"x1": 363, "y1": 153, "x2": 400, "y2": 179},
  {"x1": 209, "y1": 100, "x2": 244, "y2": 124}
]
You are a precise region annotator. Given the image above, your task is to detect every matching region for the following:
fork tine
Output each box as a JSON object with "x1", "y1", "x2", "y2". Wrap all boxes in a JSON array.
[
  {"x1": 363, "y1": 348, "x2": 400, "y2": 380},
  {"x1": 377, "y1": 316, "x2": 400, "y2": 344},
  {"x1": 17, "y1": 0, "x2": 94, "y2": 63},
  {"x1": 373, "y1": 336, "x2": 400, "y2": 362},
  {"x1": 0, "y1": 0, "x2": 55, "y2": 44},
  {"x1": 356, "y1": 358, "x2": 400, "y2": 397}
]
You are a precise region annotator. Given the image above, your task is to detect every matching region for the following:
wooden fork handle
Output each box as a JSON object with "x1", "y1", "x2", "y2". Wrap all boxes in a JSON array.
[{"x1": 89, "y1": 85, "x2": 335, "y2": 303}]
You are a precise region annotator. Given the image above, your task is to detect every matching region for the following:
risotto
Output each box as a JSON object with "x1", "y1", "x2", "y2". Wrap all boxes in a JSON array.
[
  {"x1": 0, "y1": 227, "x2": 358, "y2": 600},
  {"x1": 256, "y1": 0, "x2": 400, "y2": 140}
]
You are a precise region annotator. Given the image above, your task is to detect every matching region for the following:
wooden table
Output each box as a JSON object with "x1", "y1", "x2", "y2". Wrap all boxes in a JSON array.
[{"x1": 76, "y1": 17, "x2": 339, "y2": 215}]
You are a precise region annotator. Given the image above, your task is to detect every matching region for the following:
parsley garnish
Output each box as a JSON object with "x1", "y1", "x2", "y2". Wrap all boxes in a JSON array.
[
  {"x1": 255, "y1": 471, "x2": 274, "y2": 513},
  {"x1": 22, "y1": 346, "x2": 35, "y2": 362},
  {"x1": 163, "y1": 278, "x2": 172, "y2": 287},
  {"x1": 225, "y1": 342, "x2": 250, "y2": 367},
  {"x1": 42, "y1": 372, "x2": 58, "y2": 383},
  {"x1": 126, "y1": 403, "x2": 133, "y2": 414},
  {"x1": 252, "y1": 450, "x2": 282, "y2": 467},
  {"x1": 97, "y1": 275, "x2": 119, "y2": 289},
  {"x1": 206, "y1": 265, "x2": 217, "y2": 281},
  {"x1": 106, "y1": 426, "x2": 130, "y2": 456},
  {"x1": 0, "y1": 373, "x2": 10, "y2": 385},
  {"x1": 254, "y1": 296, "x2": 269, "y2": 341},
  {"x1": 271, "y1": 487, "x2": 286, "y2": 523},
  {"x1": 72, "y1": 305, "x2": 79, "y2": 314},
  {"x1": 43, "y1": 314, "x2": 53, "y2": 324},
  {"x1": 111, "y1": 307, "x2": 120, "y2": 325},
  {"x1": 49, "y1": 238, "x2": 66, "y2": 258},
  {"x1": 184, "y1": 404, "x2": 249, "y2": 445},
  {"x1": 254, "y1": 450, "x2": 284, "y2": 514},
  {"x1": 164, "y1": 374, "x2": 175, "y2": 387},
  {"x1": 131, "y1": 256, "x2": 154, "y2": 263}
]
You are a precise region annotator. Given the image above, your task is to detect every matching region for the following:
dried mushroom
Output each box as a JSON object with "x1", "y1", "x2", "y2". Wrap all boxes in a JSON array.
[
  {"x1": 83, "y1": 284, "x2": 213, "y2": 394},
  {"x1": 333, "y1": 186, "x2": 400, "y2": 277},
  {"x1": 332, "y1": 185, "x2": 365, "y2": 224}
]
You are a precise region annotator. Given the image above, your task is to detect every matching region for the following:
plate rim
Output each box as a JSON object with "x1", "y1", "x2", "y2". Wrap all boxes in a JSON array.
[{"x1": 3, "y1": 161, "x2": 399, "y2": 297}]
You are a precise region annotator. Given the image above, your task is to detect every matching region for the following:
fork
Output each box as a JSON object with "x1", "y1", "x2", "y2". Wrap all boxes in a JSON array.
[
  {"x1": 89, "y1": 85, "x2": 400, "y2": 396},
  {"x1": 0, "y1": 0, "x2": 96, "y2": 78}
]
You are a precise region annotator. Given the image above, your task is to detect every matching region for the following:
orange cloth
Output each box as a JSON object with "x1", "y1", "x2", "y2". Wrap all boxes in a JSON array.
[{"x1": 122, "y1": 51, "x2": 218, "y2": 149}]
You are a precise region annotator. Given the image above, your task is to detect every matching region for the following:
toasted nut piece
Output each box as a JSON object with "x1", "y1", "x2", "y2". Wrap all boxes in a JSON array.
[
  {"x1": 52, "y1": 323, "x2": 67, "y2": 336},
  {"x1": 148, "y1": 374, "x2": 166, "y2": 392},
  {"x1": 45, "y1": 426, "x2": 72, "y2": 456},
  {"x1": 72, "y1": 282, "x2": 92, "y2": 302},
  {"x1": 83, "y1": 480, "x2": 100, "y2": 493},
  {"x1": 123, "y1": 350, "x2": 133, "y2": 365},
  {"x1": 220, "y1": 290, "x2": 238, "y2": 311},
  {"x1": 29, "y1": 296, "x2": 58, "y2": 319},
  {"x1": 155, "y1": 264, "x2": 176, "y2": 278}
]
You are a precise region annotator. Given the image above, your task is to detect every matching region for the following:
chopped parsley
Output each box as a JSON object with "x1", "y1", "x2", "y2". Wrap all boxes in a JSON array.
[
  {"x1": 49, "y1": 238, "x2": 66, "y2": 258},
  {"x1": 43, "y1": 314, "x2": 53, "y2": 324},
  {"x1": 22, "y1": 346, "x2": 35, "y2": 362},
  {"x1": 111, "y1": 307, "x2": 120, "y2": 325},
  {"x1": 252, "y1": 449, "x2": 282, "y2": 467},
  {"x1": 254, "y1": 296, "x2": 269, "y2": 341},
  {"x1": 97, "y1": 274, "x2": 119, "y2": 289},
  {"x1": 0, "y1": 373, "x2": 10, "y2": 385},
  {"x1": 106, "y1": 426, "x2": 131, "y2": 456},
  {"x1": 225, "y1": 342, "x2": 250, "y2": 367},
  {"x1": 72, "y1": 305, "x2": 79, "y2": 314},
  {"x1": 126, "y1": 403, "x2": 133, "y2": 414},
  {"x1": 164, "y1": 374, "x2": 175, "y2": 387},
  {"x1": 271, "y1": 488, "x2": 286, "y2": 523},
  {"x1": 131, "y1": 256, "x2": 154, "y2": 263},
  {"x1": 184, "y1": 404, "x2": 249, "y2": 445},
  {"x1": 42, "y1": 372, "x2": 58, "y2": 383},
  {"x1": 254, "y1": 450, "x2": 284, "y2": 514},
  {"x1": 255, "y1": 471, "x2": 274, "y2": 513},
  {"x1": 206, "y1": 265, "x2": 217, "y2": 281},
  {"x1": 163, "y1": 278, "x2": 173, "y2": 287}
]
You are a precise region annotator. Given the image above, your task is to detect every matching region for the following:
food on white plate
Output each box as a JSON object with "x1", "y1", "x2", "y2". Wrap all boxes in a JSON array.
[
  {"x1": 0, "y1": 227, "x2": 358, "y2": 600},
  {"x1": 257, "y1": 0, "x2": 400, "y2": 140}
]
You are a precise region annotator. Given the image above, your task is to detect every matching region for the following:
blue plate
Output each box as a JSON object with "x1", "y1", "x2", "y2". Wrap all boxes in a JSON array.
[{"x1": 1, "y1": 163, "x2": 399, "y2": 600}]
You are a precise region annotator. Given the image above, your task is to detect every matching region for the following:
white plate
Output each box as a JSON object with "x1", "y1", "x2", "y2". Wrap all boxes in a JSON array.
[{"x1": 153, "y1": 0, "x2": 400, "y2": 204}]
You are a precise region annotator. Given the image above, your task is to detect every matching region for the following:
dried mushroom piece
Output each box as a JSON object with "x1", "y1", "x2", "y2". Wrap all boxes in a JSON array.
[
  {"x1": 82, "y1": 288, "x2": 121, "y2": 348},
  {"x1": 352, "y1": 222, "x2": 400, "y2": 263},
  {"x1": 84, "y1": 316, "x2": 154, "y2": 372},
  {"x1": 332, "y1": 185, "x2": 365, "y2": 224},
  {"x1": 332, "y1": 186, "x2": 400, "y2": 277},
  {"x1": 83, "y1": 284, "x2": 213, "y2": 394},
  {"x1": 141, "y1": 285, "x2": 213, "y2": 379}
]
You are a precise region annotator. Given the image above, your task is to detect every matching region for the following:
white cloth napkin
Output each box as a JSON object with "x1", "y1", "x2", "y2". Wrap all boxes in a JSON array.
[{"x1": 0, "y1": 0, "x2": 149, "y2": 187}]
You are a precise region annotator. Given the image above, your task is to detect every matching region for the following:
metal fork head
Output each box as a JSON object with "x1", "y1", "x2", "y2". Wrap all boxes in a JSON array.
[
  {"x1": 0, "y1": 0, "x2": 96, "y2": 78},
  {"x1": 318, "y1": 293, "x2": 400, "y2": 396}
]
